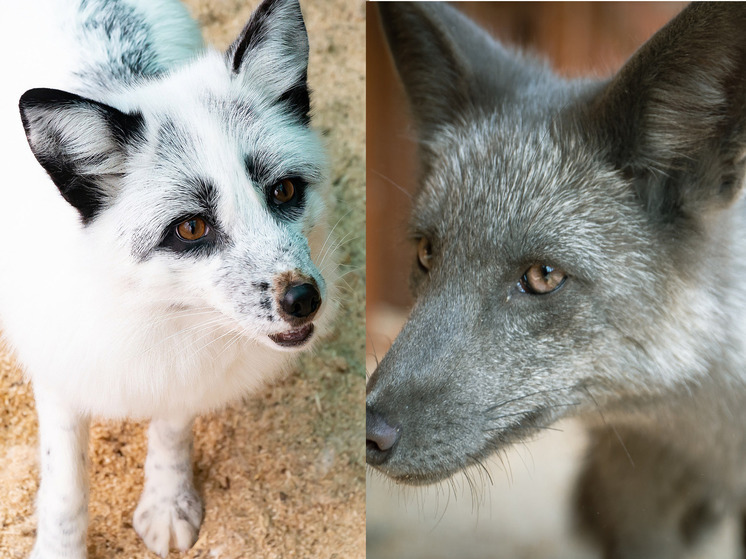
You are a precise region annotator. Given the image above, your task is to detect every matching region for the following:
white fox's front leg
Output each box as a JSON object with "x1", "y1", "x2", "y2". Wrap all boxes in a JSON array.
[
  {"x1": 31, "y1": 385, "x2": 90, "y2": 559},
  {"x1": 134, "y1": 415, "x2": 203, "y2": 557}
]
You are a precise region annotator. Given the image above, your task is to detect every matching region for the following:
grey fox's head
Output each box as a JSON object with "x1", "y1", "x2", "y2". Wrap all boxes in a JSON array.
[
  {"x1": 367, "y1": 3, "x2": 746, "y2": 484},
  {"x1": 19, "y1": 0, "x2": 335, "y2": 350}
]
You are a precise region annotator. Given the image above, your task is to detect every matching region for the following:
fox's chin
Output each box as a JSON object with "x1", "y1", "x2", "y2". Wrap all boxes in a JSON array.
[
  {"x1": 268, "y1": 323, "x2": 315, "y2": 349},
  {"x1": 386, "y1": 470, "x2": 455, "y2": 486},
  {"x1": 368, "y1": 457, "x2": 471, "y2": 486},
  {"x1": 248, "y1": 322, "x2": 318, "y2": 352}
]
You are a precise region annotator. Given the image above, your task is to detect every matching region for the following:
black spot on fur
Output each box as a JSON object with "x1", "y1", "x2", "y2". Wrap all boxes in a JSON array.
[
  {"x1": 252, "y1": 281, "x2": 270, "y2": 291},
  {"x1": 277, "y1": 70, "x2": 311, "y2": 126},
  {"x1": 105, "y1": 109, "x2": 144, "y2": 146},
  {"x1": 192, "y1": 178, "x2": 220, "y2": 227},
  {"x1": 245, "y1": 154, "x2": 273, "y2": 187}
]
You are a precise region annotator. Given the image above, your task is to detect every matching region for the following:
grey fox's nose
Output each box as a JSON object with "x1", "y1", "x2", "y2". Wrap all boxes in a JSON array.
[
  {"x1": 366, "y1": 407, "x2": 400, "y2": 465},
  {"x1": 280, "y1": 283, "x2": 321, "y2": 319}
]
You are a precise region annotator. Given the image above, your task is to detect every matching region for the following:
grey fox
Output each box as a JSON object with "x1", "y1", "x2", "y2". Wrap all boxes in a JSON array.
[{"x1": 365, "y1": 3, "x2": 746, "y2": 558}]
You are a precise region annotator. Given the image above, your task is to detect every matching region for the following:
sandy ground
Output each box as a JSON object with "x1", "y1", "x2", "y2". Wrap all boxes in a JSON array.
[
  {"x1": 366, "y1": 307, "x2": 741, "y2": 559},
  {"x1": 0, "y1": 1, "x2": 365, "y2": 558}
]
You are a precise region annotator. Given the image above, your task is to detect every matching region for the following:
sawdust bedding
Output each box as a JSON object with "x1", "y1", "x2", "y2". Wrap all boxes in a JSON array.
[{"x1": 0, "y1": 1, "x2": 366, "y2": 557}]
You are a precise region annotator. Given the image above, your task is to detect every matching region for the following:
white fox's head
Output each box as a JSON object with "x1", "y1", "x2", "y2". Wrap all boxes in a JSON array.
[{"x1": 18, "y1": 0, "x2": 334, "y2": 351}]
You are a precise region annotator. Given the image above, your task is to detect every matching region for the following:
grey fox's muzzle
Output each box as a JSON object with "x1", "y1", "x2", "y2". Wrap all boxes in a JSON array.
[{"x1": 364, "y1": 298, "x2": 478, "y2": 484}]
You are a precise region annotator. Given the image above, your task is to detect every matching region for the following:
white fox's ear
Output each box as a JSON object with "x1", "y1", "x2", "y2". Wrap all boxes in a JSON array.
[
  {"x1": 594, "y1": 3, "x2": 746, "y2": 217},
  {"x1": 228, "y1": 0, "x2": 310, "y2": 125},
  {"x1": 19, "y1": 88, "x2": 143, "y2": 223}
]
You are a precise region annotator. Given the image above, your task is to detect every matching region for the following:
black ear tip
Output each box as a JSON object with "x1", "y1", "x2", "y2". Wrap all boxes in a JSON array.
[
  {"x1": 20, "y1": 87, "x2": 47, "y2": 104},
  {"x1": 19, "y1": 88, "x2": 76, "y2": 136},
  {"x1": 20, "y1": 88, "x2": 49, "y2": 115},
  {"x1": 20, "y1": 88, "x2": 79, "y2": 108}
]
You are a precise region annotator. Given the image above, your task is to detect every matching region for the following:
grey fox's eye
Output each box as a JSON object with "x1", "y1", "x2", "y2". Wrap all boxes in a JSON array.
[
  {"x1": 176, "y1": 217, "x2": 209, "y2": 241},
  {"x1": 519, "y1": 265, "x2": 566, "y2": 295},
  {"x1": 417, "y1": 237, "x2": 433, "y2": 271},
  {"x1": 272, "y1": 178, "x2": 296, "y2": 205}
]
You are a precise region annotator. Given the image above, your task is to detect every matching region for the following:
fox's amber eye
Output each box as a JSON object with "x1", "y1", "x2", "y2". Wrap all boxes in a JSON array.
[
  {"x1": 272, "y1": 178, "x2": 296, "y2": 204},
  {"x1": 176, "y1": 217, "x2": 208, "y2": 241},
  {"x1": 417, "y1": 237, "x2": 433, "y2": 271},
  {"x1": 519, "y1": 265, "x2": 566, "y2": 295}
]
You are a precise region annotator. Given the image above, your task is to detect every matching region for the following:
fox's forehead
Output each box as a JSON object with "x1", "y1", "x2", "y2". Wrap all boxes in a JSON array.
[
  {"x1": 132, "y1": 87, "x2": 324, "y2": 194},
  {"x1": 122, "y1": 50, "x2": 323, "y2": 176},
  {"x1": 413, "y1": 114, "x2": 651, "y2": 275},
  {"x1": 144, "y1": 95, "x2": 321, "y2": 172}
]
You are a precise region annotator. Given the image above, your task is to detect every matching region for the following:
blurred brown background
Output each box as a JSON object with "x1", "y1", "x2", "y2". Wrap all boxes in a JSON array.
[{"x1": 366, "y1": 1, "x2": 686, "y2": 322}]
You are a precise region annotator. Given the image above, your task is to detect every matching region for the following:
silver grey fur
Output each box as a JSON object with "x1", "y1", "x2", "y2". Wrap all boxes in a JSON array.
[{"x1": 366, "y1": 3, "x2": 746, "y2": 558}]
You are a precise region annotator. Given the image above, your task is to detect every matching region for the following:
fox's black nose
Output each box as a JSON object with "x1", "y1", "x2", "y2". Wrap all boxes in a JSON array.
[
  {"x1": 366, "y1": 407, "x2": 400, "y2": 465},
  {"x1": 281, "y1": 283, "x2": 321, "y2": 319}
]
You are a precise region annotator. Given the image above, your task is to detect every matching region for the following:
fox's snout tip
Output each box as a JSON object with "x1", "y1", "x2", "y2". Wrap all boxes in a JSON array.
[
  {"x1": 366, "y1": 407, "x2": 400, "y2": 465},
  {"x1": 280, "y1": 282, "x2": 321, "y2": 319}
]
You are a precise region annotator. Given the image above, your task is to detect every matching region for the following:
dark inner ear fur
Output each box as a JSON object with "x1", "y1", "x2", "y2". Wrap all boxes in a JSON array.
[
  {"x1": 229, "y1": 0, "x2": 279, "y2": 74},
  {"x1": 228, "y1": 0, "x2": 310, "y2": 126},
  {"x1": 19, "y1": 87, "x2": 143, "y2": 224},
  {"x1": 276, "y1": 69, "x2": 310, "y2": 126},
  {"x1": 591, "y1": 3, "x2": 746, "y2": 220}
]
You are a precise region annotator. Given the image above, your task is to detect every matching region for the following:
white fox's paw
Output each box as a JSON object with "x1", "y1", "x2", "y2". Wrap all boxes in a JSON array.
[
  {"x1": 30, "y1": 545, "x2": 86, "y2": 559},
  {"x1": 133, "y1": 486, "x2": 203, "y2": 557}
]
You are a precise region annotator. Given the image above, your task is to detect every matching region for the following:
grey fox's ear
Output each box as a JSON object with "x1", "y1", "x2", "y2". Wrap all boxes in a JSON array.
[
  {"x1": 19, "y1": 88, "x2": 143, "y2": 224},
  {"x1": 228, "y1": 0, "x2": 310, "y2": 125},
  {"x1": 379, "y1": 3, "x2": 547, "y2": 144},
  {"x1": 593, "y1": 3, "x2": 746, "y2": 218}
]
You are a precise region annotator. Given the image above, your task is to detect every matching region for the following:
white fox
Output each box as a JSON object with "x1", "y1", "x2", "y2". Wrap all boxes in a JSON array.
[{"x1": 0, "y1": 0, "x2": 336, "y2": 556}]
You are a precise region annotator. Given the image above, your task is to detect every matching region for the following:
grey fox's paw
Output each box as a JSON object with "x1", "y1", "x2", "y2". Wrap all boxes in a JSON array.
[{"x1": 133, "y1": 486, "x2": 204, "y2": 557}]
